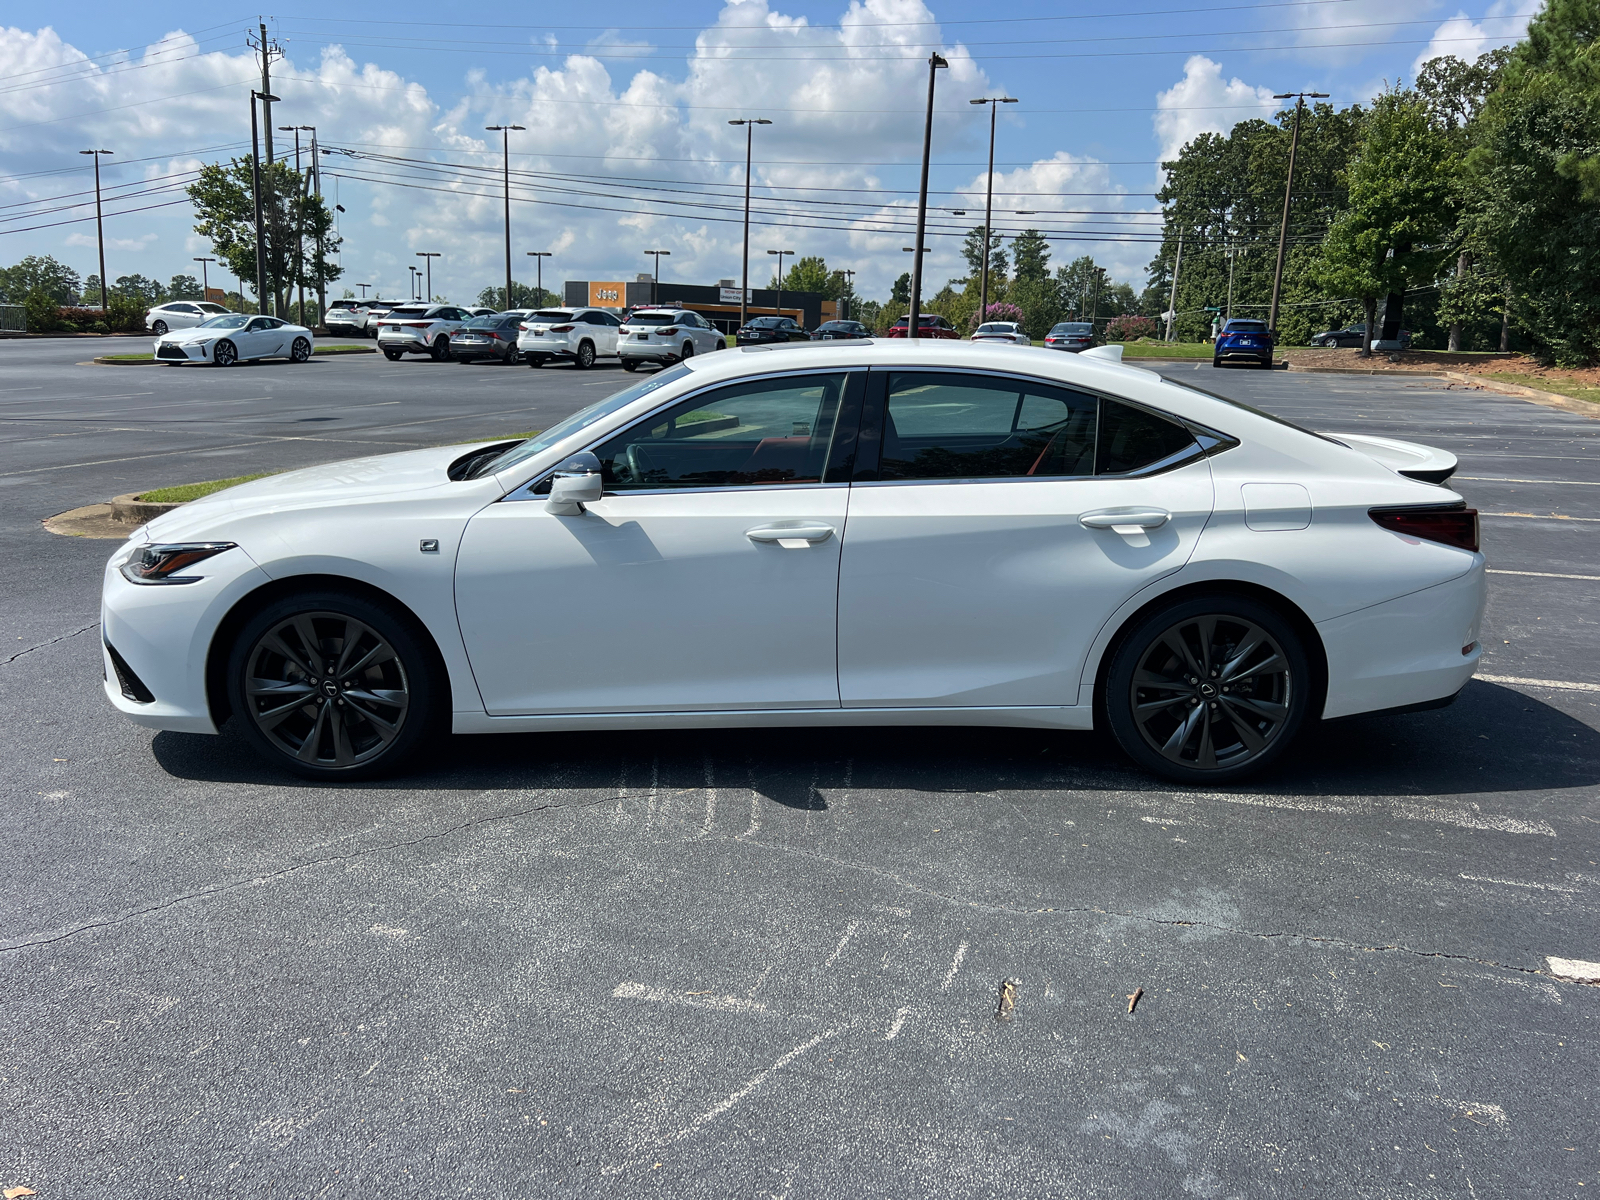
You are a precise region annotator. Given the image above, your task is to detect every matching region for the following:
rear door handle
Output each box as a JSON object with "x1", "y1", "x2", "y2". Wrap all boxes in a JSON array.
[
  {"x1": 747, "y1": 523, "x2": 836, "y2": 548},
  {"x1": 1080, "y1": 508, "x2": 1171, "y2": 535}
]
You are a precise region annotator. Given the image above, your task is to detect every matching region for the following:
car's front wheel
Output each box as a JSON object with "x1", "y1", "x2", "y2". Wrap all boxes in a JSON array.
[
  {"x1": 1104, "y1": 594, "x2": 1310, "y2": 784},
  {"x1": 227, "y1": 590, "x2": 441, "y2": 780},
  {"x1": 290, "y1": 336, "x2": 311, "y2": 363},
  {"x1": 214, "y1": 339, "x2": 238, "y2": 367}
]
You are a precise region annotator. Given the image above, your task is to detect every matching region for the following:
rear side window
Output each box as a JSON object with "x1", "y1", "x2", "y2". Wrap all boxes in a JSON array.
[
  {"x1": 1095, "y1": 400, "x2": 1196, "y2": 474},
  {"x1": 878, "y1": 372, "x2": 1098, "y2": 481}
]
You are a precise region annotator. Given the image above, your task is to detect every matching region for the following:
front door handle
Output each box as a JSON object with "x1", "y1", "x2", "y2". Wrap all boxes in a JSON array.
[
  {"x1": 747, "y1": 523, "x2": 836, "y2": 548},
  {"x1": 1080, "y1": 508, "x2": 1171, "y2": 535}
]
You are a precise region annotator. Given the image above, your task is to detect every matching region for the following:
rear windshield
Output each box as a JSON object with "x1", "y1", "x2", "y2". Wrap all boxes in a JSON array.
[
  {"x1": 746, "y1": 317, "x2": 784, "y2": 328},
  {"x1": 386, "y1": 306, "x2": 429, "y2": 318},
  {"x1": 976, "y1": 324, "x2": 1017, "y2": 334},
  {"x1": 530, "y1": 310, "x2": 572, "y2": 322},
  {"x1": 629, "y1": 313, "x2": 683, "y2": 325},
  {"x1": 463, "y1": 316, "x2": 503, "y2": 329},
  {"x1": 1225, "y1": 321, "x2": 1269, "y2": 333},
  {"x1": 329, "y1": 300, "x2": 358, "y2": 310},
  {"x1": 1053, "y1": 323, "x2": 1092, "y2": 334}
]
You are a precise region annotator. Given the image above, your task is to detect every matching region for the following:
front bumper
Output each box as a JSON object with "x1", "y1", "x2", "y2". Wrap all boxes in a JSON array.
[
  {"x1": 154, "y1": 341, "x2": 213, "y2": 362},
  {"x1": 1317, "y1": 558, "x2": 1487, "y2": 719}
]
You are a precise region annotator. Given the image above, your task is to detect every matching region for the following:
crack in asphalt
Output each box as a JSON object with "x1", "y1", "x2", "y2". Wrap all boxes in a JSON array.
[
  {"x1": 2, "y1": 622, "x2": 98, "y2": 667},
  {"x1": 0, "y1": 791, "x2": 618, "y2": 955}
]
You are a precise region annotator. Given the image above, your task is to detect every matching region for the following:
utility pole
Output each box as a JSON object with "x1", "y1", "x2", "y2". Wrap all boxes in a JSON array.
[
  {"x1": 1091, "y1": 266, "x2": 1105, "y2": 340},
  {"x1": 248, "y1": 92, "x2": 275, "y2": 318},
  {"x1": 727, "y1": 118, "x2": 771, "y2": 329},
  {"x1": 909, "y1": 52, "x2": 949, "y2": 340},
  {"x1": 1165, "y1": 230, "x2": 1184, "y2": 342},
  {"x1": 302, "y1": 126, "x2": 324, "y2": 326},
  {"x1": 767, "y1": 249, "x2": 793, "y2": 318},
  {"x1": 1225, "y1": 244, "x2": 1238, "y2": 323},
  {"x1": 969, "y1": 95, "x2": 1017, "y2": 328},
  {"x1": 842, "y1": 268, "x2": 855, "y2": 321},
  {"x1": 526, "y1": 252, "x2": 551, "y2": 306},
  {"x1": 79, "y1": 149, "x2": 112, "y2": 310},
  {"x1": 248, "y1": 23, "x2": 284, "y2": 314},
  {"x1": 644, "y1": 250, "x2": 671, "y2": 305},
  {"x1": 485, "y1": 124, "x2": 524, "y2": 310},
  {"x1": 279, "y1": 125, "x2": 306, "y2": 323},
  {"x1": 1268, "y1": 90, "x2": 1328, "y2": 336},
  {"x1": 416, "y1": 252, "x2": 440, "y2": 303}
]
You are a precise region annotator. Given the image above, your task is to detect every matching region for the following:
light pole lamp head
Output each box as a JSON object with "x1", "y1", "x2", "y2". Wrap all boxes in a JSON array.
[
  {"x1": 930, "y1": 53, "x2": 948, "y2": 69},
  {"x1": 727, "y1": 118, "x2": 772, "y2": 126},
  {"x1": 253, "y1": 91, "x2": 280, "y2": 103},
  {"x1": 80, "y1": 149, "x2": 113, "y2": 156}
]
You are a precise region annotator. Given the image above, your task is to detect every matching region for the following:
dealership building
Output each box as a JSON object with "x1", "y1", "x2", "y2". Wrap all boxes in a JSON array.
[{"x1": 562, "y1": 278, "x2": 838, "y2": 333}]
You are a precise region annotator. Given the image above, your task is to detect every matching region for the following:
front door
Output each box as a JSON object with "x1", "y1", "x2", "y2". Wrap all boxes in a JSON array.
[
  {"x1": 455, "y1": 370, "x2": 863, "y2": 715},
  {"x1": 837, "y1": 368, "x2": 1215, "y2": 708}
]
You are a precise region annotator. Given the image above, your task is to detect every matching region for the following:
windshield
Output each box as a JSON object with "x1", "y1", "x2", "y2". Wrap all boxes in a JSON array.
[
  {"x1": 530, "y1": 310, "x2": 572, "y2": 322},
  {"x1": 197, "y1": 315, "x2": 249, "y2": 329},
  {"x1": 629, "y1": 313, "x2": 683, "y2": 325},
  {"x1": 476, "y1": 362, "x2": 696, "y2": 476}
]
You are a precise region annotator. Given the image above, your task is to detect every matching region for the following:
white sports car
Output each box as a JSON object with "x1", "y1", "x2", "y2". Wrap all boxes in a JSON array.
[
  {"x1": 101, "y1": 341, "x2": 1484, "y2": 784},
  {"x1": 154, "y1": 314, "x2": 314, "y2": 366},
  {"x1": 971, "y1": 321, "x2": 1031, "y2": 346}
]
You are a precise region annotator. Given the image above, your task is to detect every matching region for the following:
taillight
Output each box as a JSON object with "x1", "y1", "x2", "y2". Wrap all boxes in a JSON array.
[
  {"x1": 1370, "y1": 505, "x2": 1479, "y2": 552},
  {"x1": 658, "y1": 327, "x2": 678, "y2": 335},
  {"x1": 518, "y1": 323, "x2": 528, "y2": 331},
  {"x1": 549, "y1": 324, "x2": 574, "y2": 332},
  {"x1": 403, "y1": 320, "x2": 430, "y2": 327}
]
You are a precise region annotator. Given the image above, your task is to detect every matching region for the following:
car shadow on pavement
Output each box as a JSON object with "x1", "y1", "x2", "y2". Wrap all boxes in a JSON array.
[{"x1": 150, "y1": 680, "x2": 1597, "y2": 808}]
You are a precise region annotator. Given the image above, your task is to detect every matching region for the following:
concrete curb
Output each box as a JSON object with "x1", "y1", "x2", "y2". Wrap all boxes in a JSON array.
[
  {"x1": 111, "y1": 492, "x2": 183, "y2": 524},
  {"x1": 90, "y1": 345, "x2": 378, "y2": 366}
]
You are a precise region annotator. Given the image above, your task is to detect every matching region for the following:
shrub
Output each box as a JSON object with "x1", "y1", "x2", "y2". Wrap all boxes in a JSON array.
[
  {"x1": 970, "y1": 301, "x2": 1024, "y2": 330},
  {"x1": 1103, "y1": 314, "x2": 1160, "y2": 342},
  {"x1": 106, "y1": 294, "x2": 146, "y2": 332},
  {"x1": 23, "y1": 289, "x2": 61, "y2": 332}
]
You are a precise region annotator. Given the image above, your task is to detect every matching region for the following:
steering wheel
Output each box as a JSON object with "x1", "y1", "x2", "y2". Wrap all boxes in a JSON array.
[{"x1": 624, "y1": 444, "x2": 664, "y2": 487}]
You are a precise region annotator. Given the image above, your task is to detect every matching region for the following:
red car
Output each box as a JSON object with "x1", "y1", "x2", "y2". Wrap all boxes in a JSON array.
[{"x1": 885, "y1": 314, "x2": 960, "y2": 339}]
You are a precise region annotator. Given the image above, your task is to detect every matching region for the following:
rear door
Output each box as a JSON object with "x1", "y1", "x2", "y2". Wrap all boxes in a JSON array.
[{"x1": 836, "y1": 368, "x2": 1215, "y2": 709}]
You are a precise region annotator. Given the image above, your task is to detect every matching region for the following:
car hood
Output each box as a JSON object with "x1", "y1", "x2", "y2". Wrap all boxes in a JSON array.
[
  {"x1": 1325, "y1": 432, "x2": 1458, "y2": 485},
  {"x1": 157, "y1": 325, "x2": 249, "y2": 345},
  {"x1": 137, "y1": 442, "x2": 505, "y2": 542}
]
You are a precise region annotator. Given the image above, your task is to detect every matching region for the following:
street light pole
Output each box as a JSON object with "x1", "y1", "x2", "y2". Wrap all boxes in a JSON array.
[
  {"x1": 525, "y1": 252, "x2": 551, "y2": 306},
  {"x1": 969, "y1": 95, "x2": 1017, "y2": 328},
  {"x1": 408, "y1": 267, "x2": 418, "y2": 301},
  {"x1": 279, "y1": 125, "x2": 306, "y2": 323},
  {"x1": 727, "y1": 118, "x2": 771, "y2": 329},
  {"x1": 1267, "y1": 90, "x2": 1328, "y2": 337},
  {"x1": 248, "y1": 92, "x2": 277, "y2": 316},
  {"x1": 357, "y1": 283, "x2": 371, "y2": 299},
  {"x1": 842, "y1": 268, "x2": 855, "y2": 321},
  {"x1": 486, "y1": 124, "x2": 524, "y2": 309},
  {"x1": 766, "y1": 250, "x2": 793, "y2": 318},
  {"x1": 416, "y1": 252, "x2": 440, "y2": 303},
  {"x1": 644, "y1": 250, "x2": 671, "y2": 305},
  {"x1": 193, "y1": 257, "x2": 215, "y2": 301},
  {"x1": 79, "y1": 149, "x2": 113, "y2": 310},
  {"x1": 909, "y1": 52, "x2": 949, "y2": 340}
]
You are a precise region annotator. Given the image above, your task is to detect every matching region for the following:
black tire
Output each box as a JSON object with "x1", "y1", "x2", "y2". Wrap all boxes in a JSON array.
[
  {"x1": 1211, "y1": 357, "x2": 1222, "y2": 368},
  {"x1": 214, "y1": 339, "x2": 238, "y2": 367},
  {"x1": 505, "y1": 343, "x2": 521, "y2": 365},
  {"x1": 621, "y1": 359, "x2": 639, "y2": 372},
  {"x1": 1104, "y1": 593, "x2": 1310, "y2": 784},
  {"x1": 152, "y1": 320, "x2": 168, "y2": 336},
  {"x1": 573, "y1": 340, "x2": 596, "y2": 369},
  {"x1": 528, "y1": 355, "x2": 545, "y2": 368},
  {"x1": 431, "y1": 335, "x2": 451, "y2": 362},
  {"x1": 227, "y1": 589, "x2": 442, "y2": 781},
  {"x1": 290, "y1": 336, "x2": 311, "y2": 363},
  {"x1": 383, "y1": 348, "x2": 403, "y2": 361},
  {"x1": 681, "y1": 341, "x2": 695, "y2": 360}
]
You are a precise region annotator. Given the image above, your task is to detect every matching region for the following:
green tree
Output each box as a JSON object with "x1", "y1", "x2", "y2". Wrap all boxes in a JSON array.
[
  {"x1": 0, "y1": 255, "x2": 81, "y2": 305},
  {"x1": 1469, "y1": 0, "x2": 1600, "y2": 364},
  {"x1": 167, "y1": 273, "x2": 202, "y2": 300},
  {"x1": 188, "y1": 157, "x2": 342, "y2": 317},
  {"x1": 773, "y1": 255, "x2": 836, "y2": 296},
  {"x1": 477, "y1": 281, "x2": 556, "y2": 309},
  {"x1": 889, "y1": 271, "x2": 911, "y2": 308},
  {"x1": 113, "y1": 274, "x2": 163, "y2": 304},
  {"x1": 1010, "y1": 229, "x2": 1050, "y2": 283},
  {"x1": 961, "y1": 226, "x2": 1007, "y2": 282}
]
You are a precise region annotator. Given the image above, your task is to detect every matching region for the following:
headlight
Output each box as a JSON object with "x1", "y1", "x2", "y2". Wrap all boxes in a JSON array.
[{"x1": 120, "y1": 542, "x2": 237, "y2": 585}]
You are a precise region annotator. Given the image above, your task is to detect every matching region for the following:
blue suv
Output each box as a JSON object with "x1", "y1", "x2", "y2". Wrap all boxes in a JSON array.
[{"x1": 1213, "y1": 319, "x2": 1274, "y2": 368}]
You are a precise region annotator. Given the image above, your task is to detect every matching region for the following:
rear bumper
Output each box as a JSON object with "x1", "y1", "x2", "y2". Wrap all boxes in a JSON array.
[
  {"x1": 1317, "y1": 559, "x2": 1487, "y2": 719},
  {"x1": 618, "y1": 342, "x2": 679, "y2": 362}
]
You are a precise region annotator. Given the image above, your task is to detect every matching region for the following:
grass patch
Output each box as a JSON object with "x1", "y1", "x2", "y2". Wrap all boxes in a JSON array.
[
  {"x1": 138, "y1": 473, "x2": 277, "y2": 504},
  {"x1": 1484, "y1": 373, "x2": 1600, "y2": 405},
  {"x1": 98, "y1": 353, "x2": 154, "y2": 362},
  {"x1": 1112, "y1": 341, "x2": 1214, "y2": 358},
  {"x1": 314, "y1": 344, "x2": 374, "y2": 354}
]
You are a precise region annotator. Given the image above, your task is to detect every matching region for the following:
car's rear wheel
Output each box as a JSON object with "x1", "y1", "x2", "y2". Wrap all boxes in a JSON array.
[
  {"x1": 1211, "y1": 357, "x2": 1222, "y2": 368},
  {"x1": 573, "y1": 340, "x2": 595, "y2": 369},
  {"x1": 681, "y1": 341, "x2": 694, "y2": 360},
  {"x1": 214, "y1": 339, "x2": 237, "y2": 367},
  {"x1": 431, "y1": 335, "x2": 451, "y2": 362},
  {"x1": 227, "y1": 590, "x2": 441, "y2": 781},
  {"x1": 290, "y1": 336, "x2": 311, "y2": 363},
  {"x1": 1104, "y1": 594, "x2": 1309, "y2": 784},
  {"x1": 152, "y1": 320, "x2": 168, "y2": 336}
]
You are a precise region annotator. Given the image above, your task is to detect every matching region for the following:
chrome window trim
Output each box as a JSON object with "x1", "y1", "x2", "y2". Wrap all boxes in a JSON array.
[{"x1": 501, "y1": 365, "x2": 860, "y2": 503}]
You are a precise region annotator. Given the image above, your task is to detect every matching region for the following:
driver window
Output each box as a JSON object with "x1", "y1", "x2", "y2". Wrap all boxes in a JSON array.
[{"x1": 592, "y1": 373, "x2": 850, "y2": 491}]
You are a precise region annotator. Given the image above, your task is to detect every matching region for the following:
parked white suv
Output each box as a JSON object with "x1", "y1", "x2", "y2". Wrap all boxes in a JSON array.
[
  {"x1": 146, "y1": 301, "x2": 231, "y2": 335},
  {"x1": 517, "y1": 307, "x2": 622, "y2": 369},
  {"x1": 375, "y1": 304, "x2": 471, "y2": 361},
  {"x1": 325, "y1": 299, "x2": 386, "y2": 338},
  {"x1": 618, "y1": 308, "x2": 725, "y2": 370}
]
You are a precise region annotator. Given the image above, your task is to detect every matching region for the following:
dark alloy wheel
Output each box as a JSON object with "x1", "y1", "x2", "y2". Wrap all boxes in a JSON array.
[
  {"x1": 152, "y1": 320, "x2": 168, "y2": 336},
  {"x1": 228, "y1": 591, "x2": 441, "y2": 780},
  {"x1": 1105, "y1": 595, "x2": 1309, "y2": 783},
  {"x1": 290, "y1": 336, "x2": 311, "y2": 363},
  {"x1": 573, "y1": 340, "x2": 596, "y2": 369},
  {"x1": 214, "y1": 339, "x2": 238, "y2": 367},
  {"x1": 431, "y1": 335, "x2": 452, "y2": 362},
  {"x1": 681, "y1": 341, "x2": 694, "y2": 360}
]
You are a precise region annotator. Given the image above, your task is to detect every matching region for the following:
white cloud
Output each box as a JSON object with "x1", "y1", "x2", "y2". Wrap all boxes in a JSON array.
[
  {"x1": 1412, "y1": 0, "x2": 1544, "y2": 73},
  {"x1": 1153, "y1": 56, "x2": 1278, "y2": 163}
]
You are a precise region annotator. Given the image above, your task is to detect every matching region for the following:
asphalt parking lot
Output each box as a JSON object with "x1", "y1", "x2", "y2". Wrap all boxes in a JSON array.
[{"x1": 2, "y1": 338, "x2": 1596, "y2": 1198}]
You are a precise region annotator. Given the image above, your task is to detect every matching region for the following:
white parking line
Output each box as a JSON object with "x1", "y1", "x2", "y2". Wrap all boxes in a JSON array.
[
  {"x1": 1459, "y1": 476, "x2": 1600, "y2": 486},
  {"x1": 1487, "y1": 569, "x2": 1600, "y2": 581},
  {"x1": 1546, "y1": 957, "x2": 1600, "y2": 983},
  {"x1": 1477, "y1": 673, "x2": 1600, "y2": 693},
  {"x1": 1481, "y1": 511, "x2": 1600, "y2": 522},
  {"x1": 941, "y1": 941, "x2": 969, "y2": 991},
  {"x1": 611, "y1": 981, "x2": 768, "y2": 1013}
]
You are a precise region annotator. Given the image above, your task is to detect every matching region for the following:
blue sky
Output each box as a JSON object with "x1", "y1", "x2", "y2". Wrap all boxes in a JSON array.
[{"x1": 0, "y1": 0, "x2": 1540, "y2": 304}]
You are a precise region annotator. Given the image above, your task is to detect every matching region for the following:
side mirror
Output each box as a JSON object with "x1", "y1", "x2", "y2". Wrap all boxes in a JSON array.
[{"x1": 545, "y1": 451, "x2": 603, "y2": 515}]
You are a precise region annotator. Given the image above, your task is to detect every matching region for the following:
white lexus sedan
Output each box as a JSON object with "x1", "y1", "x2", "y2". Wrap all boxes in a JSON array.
[
  {"x1": 153, "y1": 314, "x2": 314, "y2": 366},
  {"x1": 971, "y1": 321, "x2": 1031, "y2": 346},
  {"x1": 101, "y1": 341, "x2": 1484, "y2": 784},
  {"x1": 145, "y1": 300, "x2": 232, "y2": 335}
]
